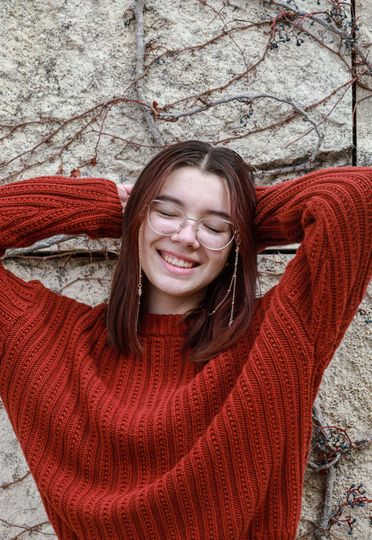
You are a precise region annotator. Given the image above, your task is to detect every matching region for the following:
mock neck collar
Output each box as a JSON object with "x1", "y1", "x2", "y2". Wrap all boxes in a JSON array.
[{"x1": 139, "y1": 312, "x2": 187, "y2": 336}]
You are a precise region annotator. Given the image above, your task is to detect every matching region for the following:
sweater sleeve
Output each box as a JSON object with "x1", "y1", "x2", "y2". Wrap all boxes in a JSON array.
[
  {"x1": 0, "y1": 176, "x2": 123, "y2": 336},
  {"x1": 254, "y1": 166, "x2": 371, "y2": 371}
]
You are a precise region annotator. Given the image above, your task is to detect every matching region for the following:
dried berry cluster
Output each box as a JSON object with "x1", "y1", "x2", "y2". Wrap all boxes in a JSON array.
[
  {"x1": 270, "y1": 0, "x2": 360, "y2": 52},
  {"x1": 331, "y1": 483, "x2": 372, "y2": 535}
]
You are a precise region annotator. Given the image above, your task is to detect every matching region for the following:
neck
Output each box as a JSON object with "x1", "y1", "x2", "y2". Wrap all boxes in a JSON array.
[{"x1": 146, "y1": 288, "x2": 205, "y2": 315}]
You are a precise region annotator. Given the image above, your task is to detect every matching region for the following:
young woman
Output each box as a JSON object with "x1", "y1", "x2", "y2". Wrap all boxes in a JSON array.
[{"x1": 0, "y1": 140, "x2": 370, "y2": 539}]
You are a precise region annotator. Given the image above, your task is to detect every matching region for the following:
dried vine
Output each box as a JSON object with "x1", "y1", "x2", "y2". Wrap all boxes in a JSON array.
[
  {"x1": 0, "y1": 0, "x2": 370, "y2": 184},
  {"x1": 0, "y1": 518, "x2": 53, "y2": 539},
  {"x1": 308, "y1": 404, "x2": 372, "y2": 538}
]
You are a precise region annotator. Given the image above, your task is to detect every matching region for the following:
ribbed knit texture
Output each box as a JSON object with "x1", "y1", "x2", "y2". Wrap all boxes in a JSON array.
[{"x1": 0, "y1": 168, "x2": 371, "y2": 539}]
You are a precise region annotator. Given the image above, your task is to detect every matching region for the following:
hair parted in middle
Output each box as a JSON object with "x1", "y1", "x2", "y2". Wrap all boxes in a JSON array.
[{"x1": 106, "y1": 140, "x2": 258, "y2": 363}]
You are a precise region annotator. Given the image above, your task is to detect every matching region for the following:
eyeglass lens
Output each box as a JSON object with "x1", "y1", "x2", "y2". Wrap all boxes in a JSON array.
[{"x1": 148, "y1": 200, "x2": 233, "y2": 250}]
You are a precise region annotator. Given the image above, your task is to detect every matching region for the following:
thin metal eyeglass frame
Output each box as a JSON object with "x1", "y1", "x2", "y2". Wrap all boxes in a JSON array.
[{"x1": 147, "y1": 199, "x2": 236, "y2": 251}]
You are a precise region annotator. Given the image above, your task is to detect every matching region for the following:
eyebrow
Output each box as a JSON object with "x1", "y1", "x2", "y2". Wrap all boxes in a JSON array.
[{"x1": 155, "y1": 195, "x2": 231, "y2": 220}]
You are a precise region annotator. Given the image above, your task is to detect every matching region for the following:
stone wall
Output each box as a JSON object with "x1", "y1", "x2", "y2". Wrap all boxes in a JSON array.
[{"x1": 0, "y1": 1, "x2": 371, "y2": 538}]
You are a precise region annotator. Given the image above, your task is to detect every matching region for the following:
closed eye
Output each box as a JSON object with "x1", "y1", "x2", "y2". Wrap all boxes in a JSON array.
[
  {"x1": 158, "y1": 210, "x2": 176, "y2": 216},
  {"x1": 201, "y1": 221, "x2": 229, "y2": 234},
  {"x1": 205, "y1": 225, "x2": 224, "y2": 233}
]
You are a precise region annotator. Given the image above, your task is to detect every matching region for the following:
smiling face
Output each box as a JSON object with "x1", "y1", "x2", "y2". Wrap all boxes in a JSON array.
[{"x1": 139, "y1": 166, "x2": 233, "y2": 315}]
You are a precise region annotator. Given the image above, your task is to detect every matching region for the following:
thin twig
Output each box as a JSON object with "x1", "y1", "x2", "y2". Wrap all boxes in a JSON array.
[
  {"x1": 59, "y1": 277, "x2": 111, "y2": 292},
  {"x1": 315, "y1": 466, "x2": 337, "y2": 540},
  {"x1": 311, "y1": 403, "x2": 372, "y2": 537},
  {"x1": 312, "y1": 402, "x2": 337, "y2": 539},
  {"x1": 87, "y1": 129, "x2": 164, "y2": 149},
  {"x1": 285, "y1": 78, "x2": 354, "y2": 150},
  {"x1": 0, "y1": 471, "x2": 30, "y2": 490},
  {"x1": 158, "y1": 93, "x2": 324, "y2": 161},
  {"x1": 134, "y1": 0, "x2": 164, "y2": 145},
  {"x1": 3, "y1": 235, "x2": 80, "y2": 257},
  {"x1": 144, "y1": 20, "x2": 271, "y2": 72},
  {"x1": 0, "y1": 518, "x2": 53, "y2": 539},
  {"x1": 159, "y1": 33, "x2": 273, "y2": 111},
  {"x1": 269, "y1": 0, "x2": 372, "y2": 74}
]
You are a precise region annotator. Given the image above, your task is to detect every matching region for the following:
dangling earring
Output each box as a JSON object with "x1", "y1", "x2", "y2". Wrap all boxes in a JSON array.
[
  {"x1": 136, "y1": 254, "x2": 143, "y2": 330},
  {"x1": 208, "y1": 243, "x2": 239, "y2": 327},
  {"x1": 229, "y1": 243, "x2": 239, "y2": 327}
]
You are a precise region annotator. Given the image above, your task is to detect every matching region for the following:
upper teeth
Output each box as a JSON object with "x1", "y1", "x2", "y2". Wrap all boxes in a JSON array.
[{"x1": 161, "y1": 252, "x2": 194, "y2": 268}]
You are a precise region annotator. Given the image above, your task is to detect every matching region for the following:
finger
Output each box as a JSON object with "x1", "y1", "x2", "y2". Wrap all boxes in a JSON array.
[
  {"x1": 118, "y1": 183, "x2": 134, "y2": 200},
  {"x1": 117, "y1": 184, "x2": 130, "y2": 200}
]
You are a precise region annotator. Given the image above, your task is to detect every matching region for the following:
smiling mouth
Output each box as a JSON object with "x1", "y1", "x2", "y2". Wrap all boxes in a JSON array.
[{"x1": 159, "y1": 250, "x2": 199, "y2": 269}]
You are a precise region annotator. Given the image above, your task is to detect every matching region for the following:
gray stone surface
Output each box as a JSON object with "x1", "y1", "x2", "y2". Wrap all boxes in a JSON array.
[
  {"x1": 357, "y1": 0, "x2": 372, "y2": 165},
  {"x1": 0, "y1": 1, "x2": 371, "y2": 538}
]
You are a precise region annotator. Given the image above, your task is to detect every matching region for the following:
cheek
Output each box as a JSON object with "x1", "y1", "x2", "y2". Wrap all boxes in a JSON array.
[
  {"x1": 138, "y1": 227, "x2": 150, "y2": 278},
  {"x1": 138, "y1": 224, "x2": 151, "y2": 255},
  {"x1": 138, "y1": 227, "x2": 144, "y2": 253},
  {"x1": 208, "y1": 250, "x2": 231, "y2": 279},
  {"x1": 138, "y1": 225, "x2": 159, "y2": 280}
]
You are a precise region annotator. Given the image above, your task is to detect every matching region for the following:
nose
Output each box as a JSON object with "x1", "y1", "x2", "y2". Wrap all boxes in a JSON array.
[{"x1": 171, "y1": 219, "x2": 200, "y2": 248}]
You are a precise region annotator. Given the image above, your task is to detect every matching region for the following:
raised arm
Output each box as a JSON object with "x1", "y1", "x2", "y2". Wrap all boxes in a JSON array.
[
  {"x1": 254, "y1": 166, "x2": 371, "y2": 371},
  {"x1": 0, "y1": 176, "x2": 123, "y2": 254},
  {"x1": 0, "y1": 176, "x2": 123, "y2": 339}
]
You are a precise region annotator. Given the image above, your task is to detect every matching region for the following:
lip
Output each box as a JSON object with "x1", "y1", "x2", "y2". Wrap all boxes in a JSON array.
[
  {"x1": 157, "y1": 250, "x2": 200, "y2": 276},
  {"x1": 158, "y1": 249, "x2": 200, "y2": 265}
]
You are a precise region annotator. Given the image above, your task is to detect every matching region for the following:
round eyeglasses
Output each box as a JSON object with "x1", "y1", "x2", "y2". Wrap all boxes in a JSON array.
[{"x1": 147, "y1": 199, "x2": 235, "y2": 250}]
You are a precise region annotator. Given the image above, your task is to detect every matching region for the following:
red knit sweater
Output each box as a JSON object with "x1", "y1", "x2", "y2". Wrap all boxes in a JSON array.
[{"x1": 0, "y1": 168, "x2": 371, "y2": 539}]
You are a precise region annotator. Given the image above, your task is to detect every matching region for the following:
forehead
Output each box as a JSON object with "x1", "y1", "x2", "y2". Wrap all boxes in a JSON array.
[{"x1": 158, "y1": 167, "x2": 231, "y2": 214}]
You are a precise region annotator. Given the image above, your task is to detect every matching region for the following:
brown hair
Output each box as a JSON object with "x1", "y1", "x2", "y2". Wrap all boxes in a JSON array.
[{"x1": 106, "y1": 140, "x2": 258, "y2": 362}]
